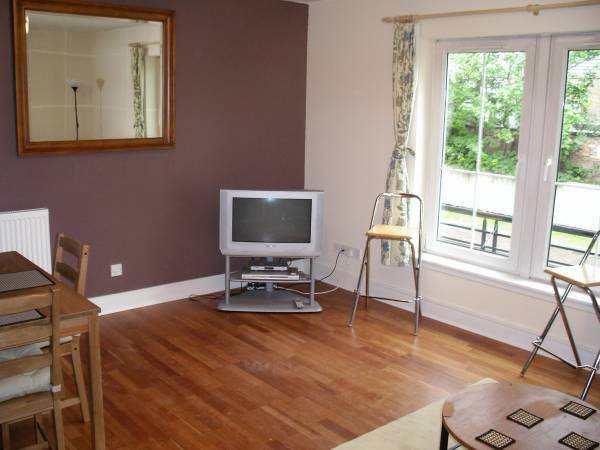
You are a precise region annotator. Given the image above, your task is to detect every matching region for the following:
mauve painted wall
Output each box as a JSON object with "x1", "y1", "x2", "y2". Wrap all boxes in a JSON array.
[{"x1": 0, "y1": 0, "x2": 308, "y2": 297}]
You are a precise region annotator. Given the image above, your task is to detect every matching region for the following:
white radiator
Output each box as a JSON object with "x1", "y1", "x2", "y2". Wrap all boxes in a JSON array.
[{"x1": 0, "y1": 208, "x2": 52, "y2": 272}]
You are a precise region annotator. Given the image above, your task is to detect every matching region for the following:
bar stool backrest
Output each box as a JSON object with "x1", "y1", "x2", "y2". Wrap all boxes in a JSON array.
[{"x1": 370, "y1": 192, "x2": 424, "y2": 262}]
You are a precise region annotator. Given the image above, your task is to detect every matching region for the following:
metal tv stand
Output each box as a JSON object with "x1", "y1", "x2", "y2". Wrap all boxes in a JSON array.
[{"x1": 217, "y1": 255, "x2": 322, "y2": 313}]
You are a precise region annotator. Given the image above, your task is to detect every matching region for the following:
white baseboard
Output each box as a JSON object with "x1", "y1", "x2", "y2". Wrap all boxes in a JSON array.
[
  {"x1": 91, "y1": 274, "x2": 225, "y2": 315},
  {"x1": 314, "y1": 261, "x2": 598, "y2": 364}
]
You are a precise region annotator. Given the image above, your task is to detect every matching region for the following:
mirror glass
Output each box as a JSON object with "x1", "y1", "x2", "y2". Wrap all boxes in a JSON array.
[{"x1": 26, "y1": 11, "x2": 164, "y2": 142}]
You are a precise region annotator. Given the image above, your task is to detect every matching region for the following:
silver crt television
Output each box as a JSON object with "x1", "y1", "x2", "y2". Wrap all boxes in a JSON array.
[{"x1": 219, "y1": 189, "x2": 324, "y2": 257}]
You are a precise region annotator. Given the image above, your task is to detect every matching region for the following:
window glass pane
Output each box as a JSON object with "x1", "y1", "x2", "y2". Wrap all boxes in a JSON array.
[
  {"x1": 443, "y1": 53, "x2": 482, "y2": 171},
  {"x1": 438, "y1": 51, "x2": 526, "y2": 256},
  {"x1": 438, "y1": 171, "x2": 514, "y2": 255},
  {"x1": 548, "y1": 49, "x2": 600, "y2": 267},
  {"x1": 438, "y1": 170, "x2": 475, "y2": 249},
  {"x1": 548, "y1": 187, "x2": 600, "y2": 266},
  {"x1": 481, "y1": 53, "x2": 525, "y2": 176}
]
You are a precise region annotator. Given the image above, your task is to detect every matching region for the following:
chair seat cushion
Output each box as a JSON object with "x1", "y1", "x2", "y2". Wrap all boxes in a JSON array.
[
  {"x1": 60, "y1": 335, "x2": 74, "y2": 344},
  {"x1": 0, "y1": 344, "x2": 51, "y2": 403}
]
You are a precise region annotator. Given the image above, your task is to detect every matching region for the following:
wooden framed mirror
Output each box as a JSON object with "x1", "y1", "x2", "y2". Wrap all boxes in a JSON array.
[{"x1": 12, "y1": 0, "x2": 175, "y2": 156}]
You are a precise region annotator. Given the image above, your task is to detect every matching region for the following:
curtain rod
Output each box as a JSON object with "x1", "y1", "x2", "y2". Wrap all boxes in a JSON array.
[
  {"x1": 382, "y1": 0, "x2": 600, "y2": 23},
  {"x1": 128, "y1": 41, "x2": 161, "y2": 47}
]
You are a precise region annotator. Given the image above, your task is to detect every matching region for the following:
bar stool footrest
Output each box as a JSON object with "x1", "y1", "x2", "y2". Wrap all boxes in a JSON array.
[
  {"x1": 357, "y1": 294, "x2": 416, "y2": 304},
  {"x1": 532, "y1": 341, "x2": 599, "y2": 371}
]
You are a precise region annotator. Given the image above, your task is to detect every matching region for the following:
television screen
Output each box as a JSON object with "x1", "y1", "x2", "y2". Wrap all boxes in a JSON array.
[{"x1": 232, "y1": 198, "x2": 312, "y2": 243}]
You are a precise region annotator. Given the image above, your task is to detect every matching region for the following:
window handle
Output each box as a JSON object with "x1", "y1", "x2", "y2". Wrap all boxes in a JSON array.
[
  {"x1": 543, "y1": 157, "x2": 553, "y2": 182},
  {"x1": 515, "y1": 159, "x2": 522, "y2": 177}
]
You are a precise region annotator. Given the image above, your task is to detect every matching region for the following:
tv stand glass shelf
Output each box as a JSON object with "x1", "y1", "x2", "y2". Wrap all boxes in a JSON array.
[{"x1": 218, "y1": 255, "x2": 322, "y2": 313}]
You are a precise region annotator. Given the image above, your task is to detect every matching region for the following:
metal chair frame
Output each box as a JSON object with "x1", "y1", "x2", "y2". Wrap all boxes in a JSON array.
[
  {"x1": 520, "y1": 229, "x2": 600, "y2": 400},
  {"x1": 348, "y1": 192, "x2": 423, "y2": 335}
]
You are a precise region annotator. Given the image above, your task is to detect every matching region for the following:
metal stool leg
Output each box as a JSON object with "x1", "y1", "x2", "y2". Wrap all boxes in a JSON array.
[
  {"x1": 414, "y1": 296, "x2": 421, "y2": 336},
  {"x1": 365, "y1": 238, "x2": 370, "y2": 310},
  {"x1": 580, "y1": 287, "x2": 600, "y2": 400},
  {"x1": 581, "y1": 349, "x2": 600, "y2": 400},
  {"x1": 408, "y1": 241, "x2": 421, "y2": 336},
  {"x1": 551, "y1": 277, "x2": 582, "y2": 366},
  {"x1": 521, "y1": 282, "x2": 576, "y2": 376},
  {"x1": 348, "y1": 239, "x2": 370, "y2": 327}
]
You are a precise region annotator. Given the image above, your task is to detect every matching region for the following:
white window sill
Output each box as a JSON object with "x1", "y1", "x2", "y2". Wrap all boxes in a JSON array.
[{"x1": 421, "y1": 252, "x2": 597, "y2": 314}]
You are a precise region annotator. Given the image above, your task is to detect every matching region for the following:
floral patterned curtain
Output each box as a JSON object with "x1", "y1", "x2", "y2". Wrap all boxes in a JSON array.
[
  {"x1": 130, "y1": 45, "x2": 146, "y2": 138},
  {"x1": 381, "y1": 22, "x2": 416, "y2": 266}
]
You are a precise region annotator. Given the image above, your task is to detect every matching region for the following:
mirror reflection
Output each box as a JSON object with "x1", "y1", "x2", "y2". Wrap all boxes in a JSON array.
[{"x1": 26, "y1": 11, "x2": 163, "y2": 142}]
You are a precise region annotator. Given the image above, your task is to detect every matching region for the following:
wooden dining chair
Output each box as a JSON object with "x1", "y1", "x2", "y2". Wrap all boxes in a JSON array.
[
  {"x1": 0, "y1": 286, "x2": 65, "y2": 450},
  {"x1": 52, "y1": 233, "x2": 90, "y2": 423}
]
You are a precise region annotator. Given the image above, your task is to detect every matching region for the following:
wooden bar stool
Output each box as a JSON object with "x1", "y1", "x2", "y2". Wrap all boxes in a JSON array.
[
  {"x1": 348, "y1": 192, "x2": 423, "y2": 335},
  {"x1": 521, "y1": 230, "x2": 600, "y2": 400}
]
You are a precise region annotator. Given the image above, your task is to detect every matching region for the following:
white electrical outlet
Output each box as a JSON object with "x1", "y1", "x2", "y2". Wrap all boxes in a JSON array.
[
  {"x1": 110, "y1": 263, "x2": 123, "y2": 277},
  {"x1": 333, "y1": 243, "x2": 360, "y2": 258}
]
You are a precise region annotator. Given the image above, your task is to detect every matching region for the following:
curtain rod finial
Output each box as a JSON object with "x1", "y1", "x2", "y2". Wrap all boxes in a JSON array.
[
  {"x1": 526, "y1": 3, "x2": 542, "y2": 15},
  {"x1": 381, "y1": 15, "x2": 416, "y2": 23}
]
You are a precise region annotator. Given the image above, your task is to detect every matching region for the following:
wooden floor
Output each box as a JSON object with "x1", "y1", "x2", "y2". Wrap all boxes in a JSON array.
[{"x1": 9, "y1": 285, "x2": 599, "y2": 449}]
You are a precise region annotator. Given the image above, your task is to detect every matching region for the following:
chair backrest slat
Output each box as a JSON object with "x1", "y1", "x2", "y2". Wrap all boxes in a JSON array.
[
  {"x1": 58, "y1": 235, "x2": 82, "y2": 257},
  {"x1": 53, "y1": 233, "x2": 90, "y2": 296},
  {"x1": 54, "y1": 262, "x2": 78, "y2": 286},
  {"x1": 0, "y1": 352, "x2": 51, "y2": 379}
]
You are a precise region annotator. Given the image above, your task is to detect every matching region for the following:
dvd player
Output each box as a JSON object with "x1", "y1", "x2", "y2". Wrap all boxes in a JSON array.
[
  {"x1": 241, "y1": 270, "x2": 300, "y2": 280},
  {"x1": 249, "y1": 265, "x2": 288, "y2": 271}
]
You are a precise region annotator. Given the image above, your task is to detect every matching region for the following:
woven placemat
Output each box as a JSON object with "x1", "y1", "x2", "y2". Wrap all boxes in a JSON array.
[
  {"x1": 561, "y1": 401, "x2": 597, "y2": 420},
  {"x1": 0, "y1": 269, "x2": 53, "y2": 293},
  {"x1": 0, "y1": 309, "x2": 43, "y2": 326},
  {"x1": 475, "y1": 429, "x2": 515, "y2": 449},
  {"x1": 507, "y1": 408, "x2": 543, "y2": 429},
  {"x1": 559, "y1": 432, "x2": 599, "y2": 450}
]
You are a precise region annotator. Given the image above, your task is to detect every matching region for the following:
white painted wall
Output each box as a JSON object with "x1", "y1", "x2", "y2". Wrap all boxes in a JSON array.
[
  {"x1": 27, "y1": 29, "x2": 95, "y2": 141},
  {"x1": 305, "y1": 0, "x2": 600, "y2": 357}
]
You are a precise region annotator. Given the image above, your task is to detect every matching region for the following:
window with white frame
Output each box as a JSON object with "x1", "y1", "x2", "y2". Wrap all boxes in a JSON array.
[{"x1": 427, "y1": 34, "x2": 600, "y2": 279}]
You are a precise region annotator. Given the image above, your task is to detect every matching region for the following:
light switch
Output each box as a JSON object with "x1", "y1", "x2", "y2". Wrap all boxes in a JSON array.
[{"x1": 110, "y1": 263, "x2": 123, "y2": 277}]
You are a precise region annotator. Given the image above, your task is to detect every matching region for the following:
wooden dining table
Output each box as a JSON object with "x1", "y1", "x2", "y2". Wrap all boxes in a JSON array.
[{"x1": 0, "y1": 251, "x2": 105, "y2": 450}]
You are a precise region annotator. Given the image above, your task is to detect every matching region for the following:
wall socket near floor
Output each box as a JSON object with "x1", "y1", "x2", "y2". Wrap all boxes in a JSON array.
[
  {"x1": 333, "y1": 243, "x2": 360, "y2": 258},
  {"x1": 110, "y1": 263, "x2": 123, "y2": 277}
]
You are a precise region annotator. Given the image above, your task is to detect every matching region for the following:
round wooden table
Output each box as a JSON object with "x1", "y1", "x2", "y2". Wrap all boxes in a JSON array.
[{"x1": 440, "y1": 382, "x2": 600, "y2": 449}]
